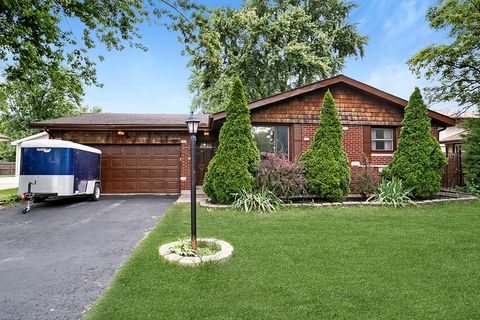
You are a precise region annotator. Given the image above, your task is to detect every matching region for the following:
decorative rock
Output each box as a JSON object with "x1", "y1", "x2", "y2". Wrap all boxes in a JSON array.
[
  {"x1": 159, "y1": 238, "x2": 234, "y2": 267},
  {"x1": 163, "y1": 254, "x2": 182, "y2": 262},
  {"x1": 179, "y1": 256, "x2": 202, "y2": 266}
]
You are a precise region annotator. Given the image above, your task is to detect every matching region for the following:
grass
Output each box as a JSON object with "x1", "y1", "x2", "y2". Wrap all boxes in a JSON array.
[
  {"x1": 85, "y1": 201, "x2": 480, "y2": 320},
  {"x1": 0, "y1": 188, "x2": 18, "y2": 201}
]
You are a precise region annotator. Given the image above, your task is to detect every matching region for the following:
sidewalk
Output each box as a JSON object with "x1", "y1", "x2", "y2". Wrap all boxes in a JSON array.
[{"x1": 0, "y1": 176, "x2": 19, "y2": 190}]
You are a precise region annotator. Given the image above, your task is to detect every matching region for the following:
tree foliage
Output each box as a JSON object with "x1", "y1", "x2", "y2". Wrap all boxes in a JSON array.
[
  {"x1": 0, "y1": 1, "x2": 191, "y2": 160},
  {"x1": 171, "y1": 0, "x2": 367, "y2": 113},
  {"x1": 203, "y1": 77, "x2": 260, "y2": 204},
  {"x1": 0, "y1": 0, "x2": 195, "y2": 85},
  {"x1": 463, "y1": 118, "x2": 480, "y2": 192},
  {"x1": 0, "y1": 69, "x2": 101, "y2": 161},
  {"x1": 408, "y1": 0, "x2": 480, "y2": 110},
  {"x1": 382, "y1": 88, "x2": 447, "y2": 198},
  {"x1": 300, "y1": 90, "x2": 349, "y2": 201}
]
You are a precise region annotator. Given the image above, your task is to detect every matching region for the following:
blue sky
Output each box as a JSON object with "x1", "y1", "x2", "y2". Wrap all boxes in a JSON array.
[{"x1": 83, "y1": 0, "x2": 451, "y2": 114}]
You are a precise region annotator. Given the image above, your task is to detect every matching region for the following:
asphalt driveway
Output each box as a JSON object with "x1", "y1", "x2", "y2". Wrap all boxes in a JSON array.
[{"x1": 0, "y1": 195, "x2": 177, "y2": 320}]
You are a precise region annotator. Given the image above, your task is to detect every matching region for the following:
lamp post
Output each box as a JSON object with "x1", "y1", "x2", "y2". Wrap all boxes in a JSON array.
[{"x1": 186, "y1": 114, "x2": 200, "y2": 250}]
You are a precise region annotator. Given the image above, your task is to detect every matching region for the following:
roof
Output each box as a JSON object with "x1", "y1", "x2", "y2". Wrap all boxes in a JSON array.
[
  {"x1": 0, "y1": 134, "x2": 11, "y2": 141},
  {"x1": 10, "y1": 132, "x2": 49, "y2": 145},
  {"x1": 30, "y1": 113, "x2": 211, "y2": 131},
  {"x1": 211, "y1": 74, "x2": 456, "y2": 126},
  {"x1": 436, "y1": 109, "x2": 479, "y2": 119},
  {"x1": 20, "y1": 139, "x2": 102, "y2": 154},
  {"x1": 440, "y1": 131, "x2": 465, "y2": 144}
]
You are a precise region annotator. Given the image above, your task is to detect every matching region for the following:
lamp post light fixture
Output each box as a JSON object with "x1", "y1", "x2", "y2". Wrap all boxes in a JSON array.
[{"x1": 185, "y1": 114, "x2": 201, "y2": 250}]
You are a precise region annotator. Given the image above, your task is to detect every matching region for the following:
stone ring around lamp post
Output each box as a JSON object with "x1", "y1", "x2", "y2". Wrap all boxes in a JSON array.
[{"x1": 159, "y1": 238, "x2": 234, "y2": 267}]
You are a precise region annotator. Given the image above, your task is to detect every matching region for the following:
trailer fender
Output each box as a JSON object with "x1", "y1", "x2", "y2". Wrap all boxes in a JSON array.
[{"x1": 85, "y1": 180, "x2": 97, "y2": 195}]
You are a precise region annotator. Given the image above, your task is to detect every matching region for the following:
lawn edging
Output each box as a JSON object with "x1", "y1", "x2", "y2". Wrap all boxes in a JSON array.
[
  {"x1": 200, "y1": 192, "x2": 477, "y2": 209},
  {"x1": 159, "y1": 238, "x2": 234, "y2": 266}
]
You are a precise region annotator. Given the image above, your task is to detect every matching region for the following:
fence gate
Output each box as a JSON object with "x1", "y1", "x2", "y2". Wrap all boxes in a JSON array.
[{"x1": 442, "y1": 152, "x2": 464, "y2": 188}]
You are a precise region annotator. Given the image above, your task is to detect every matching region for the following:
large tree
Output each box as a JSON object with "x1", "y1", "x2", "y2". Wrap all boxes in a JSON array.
[
  {"x1": 171, "y1": 0, "x2": 367, "y2": 113},
  {"x1": 0, "y1": 0, "x2": 195, "y2": 86},
  {"x1": 0, "y1": 0, "x2": 191, "y2": 161},
  {"x1": 0, "y1": 69, "x2": 101, "y2": 161},
  {"x1": 382, "y1": 88, "x2": 447, "y2": 198},
  {"x1": 408, "y1": 0, "x2": 480, "y2": 111}
]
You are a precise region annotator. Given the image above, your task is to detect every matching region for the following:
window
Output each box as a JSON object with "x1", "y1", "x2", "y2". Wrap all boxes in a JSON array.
[
  {"x1": 253, "y1": 126, "x2": 289, "y2": 155},
  {"x1": 371, "y1": 128, "x2": 393, "y2": 151}
]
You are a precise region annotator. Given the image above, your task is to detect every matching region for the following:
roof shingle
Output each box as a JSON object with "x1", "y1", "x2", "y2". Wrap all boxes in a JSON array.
[{"x1": 32, "y1": 113, "x2": 210, "y2": 128}]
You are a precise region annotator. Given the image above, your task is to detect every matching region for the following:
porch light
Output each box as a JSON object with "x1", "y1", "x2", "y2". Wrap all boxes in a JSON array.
[
  {"x1": 185, "y1": 114, "x2": 200, "y2": 250},
  {"x1": 186, "y1": 114, "x2": 200, "y2": 134},
  {"x1": 117, "y1": 130, "x2": 125, "y2": 136}
]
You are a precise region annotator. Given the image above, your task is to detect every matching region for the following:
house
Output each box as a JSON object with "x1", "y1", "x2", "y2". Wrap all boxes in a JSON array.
[
  {"x1": 438, "y1": 110, "x2": 478, "y2": 155},
  {"x1": 30, "y1": 75, "x2": 455, "y2": 194}
]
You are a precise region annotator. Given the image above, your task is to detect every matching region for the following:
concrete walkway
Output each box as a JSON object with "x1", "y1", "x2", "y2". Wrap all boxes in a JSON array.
[
  {"x1": 175, "y1": 186, "x2": 207, "y2": 204},
  {"x1": 0, "y1": 177, "x2": 18, "y2": 191}
]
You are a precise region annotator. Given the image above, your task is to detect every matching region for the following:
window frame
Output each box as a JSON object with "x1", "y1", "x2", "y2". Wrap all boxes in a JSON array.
[
  {"x1": 371, "y1": 127, "x2": 395, "y2": 152},
  {"x1": 252, "y1": 125, "x2": 290, "y2": 157}
]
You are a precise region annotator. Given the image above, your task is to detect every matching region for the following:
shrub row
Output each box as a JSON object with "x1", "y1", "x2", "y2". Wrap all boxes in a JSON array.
[{"x1": 204, "y1": 78, "x2": 446, "y2": 204}]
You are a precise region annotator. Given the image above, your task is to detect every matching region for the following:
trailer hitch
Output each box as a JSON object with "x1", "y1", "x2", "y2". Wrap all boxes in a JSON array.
[{"x1": 22, "y1": 181, "x2": 37, "y2": 214}]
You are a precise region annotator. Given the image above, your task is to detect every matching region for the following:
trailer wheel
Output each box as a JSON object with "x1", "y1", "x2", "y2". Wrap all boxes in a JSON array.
[{"x1": 90, "y1": 183, "x2": 101, "y2": 201}]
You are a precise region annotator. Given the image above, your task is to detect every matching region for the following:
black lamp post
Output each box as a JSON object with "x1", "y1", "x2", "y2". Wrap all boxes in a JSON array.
[{"x1": 186, "y1": 114, "x2": 200, "y2": 250}]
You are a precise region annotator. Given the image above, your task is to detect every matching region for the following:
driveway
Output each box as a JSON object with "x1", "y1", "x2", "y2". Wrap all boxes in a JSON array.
[
  {"x1": 0, "y1": 177, "x2": 18, "y2": 191},
  {"x1": 0, "y1": 195, "x2": 177, "y2": 320}
]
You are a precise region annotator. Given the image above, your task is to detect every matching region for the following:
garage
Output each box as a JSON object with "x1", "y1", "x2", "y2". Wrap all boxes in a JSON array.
[
  {"x1": 29, "y1": 113, "x2": 212, "y2": 194},
  {"x1": 92, "y1": 144, "x2": 181, "y2": 194}
]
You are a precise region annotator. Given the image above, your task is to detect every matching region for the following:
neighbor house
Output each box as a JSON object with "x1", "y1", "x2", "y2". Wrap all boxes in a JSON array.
[
  {"x1": 438, "y1": 110, "x2": 479, "y2": 155},
  {"x1": 30, "y1": 75, "x2": 455, "y2": 194}
]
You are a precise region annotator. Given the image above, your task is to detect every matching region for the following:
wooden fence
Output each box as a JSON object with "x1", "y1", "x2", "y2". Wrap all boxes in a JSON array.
[
  {"x1": 0, "y1": 162, "x2": 15, "y2": 175},
  {"x1": 442, "y1": 152, "x2": 464, "y2": 188}
]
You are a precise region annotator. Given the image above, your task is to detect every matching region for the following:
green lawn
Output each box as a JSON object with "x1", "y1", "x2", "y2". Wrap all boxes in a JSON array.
[
  {"x1": 85, "y1": 201, "x2": 480, "y2": 320},
  {"x1": 0, "y1": 188, "x2": 18, "y2": 201}
]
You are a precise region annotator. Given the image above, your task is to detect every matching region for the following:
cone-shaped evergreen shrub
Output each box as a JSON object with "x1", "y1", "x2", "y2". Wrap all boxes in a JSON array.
[
  {"x1": 463, "y1": 117, "x2": 480, "y2": 192},
  {"x1": 382, "y1": 88, "x2": 447, "y2": 198},
  {"x1": 300, "y1": 90, "x2": 350, "y2": 201},
  {"x1": 203, "y1": 77, "x2": 260, "y2": 204}
]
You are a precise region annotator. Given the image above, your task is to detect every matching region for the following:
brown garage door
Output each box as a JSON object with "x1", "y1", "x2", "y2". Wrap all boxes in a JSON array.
[{"x1": 92, "y1": 145, "x2": 181, "y2": 194}]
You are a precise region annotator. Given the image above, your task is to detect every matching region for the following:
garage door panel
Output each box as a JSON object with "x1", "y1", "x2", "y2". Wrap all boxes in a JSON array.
[
  {"x1": 124, "y1": 170, "x2": 138, "y2": 179},
  {"x1": 137, "y1": 170, "x2": 151, "y2": 178},
  {"x1": 138, "y1": 159, "x2": 151, "y2": 167},
  {"x1": 125, "y1": 158, "x2": 139, "y2": 167},
  {"x1": 111, "y1": 158, "x2": 124, "y2": 167},
  {"x1": 91, "y1": 145, "x2": 181, "y2": 193},
  {"x1": 124, "y1": 147, "x2": 138, "y2": 155}
]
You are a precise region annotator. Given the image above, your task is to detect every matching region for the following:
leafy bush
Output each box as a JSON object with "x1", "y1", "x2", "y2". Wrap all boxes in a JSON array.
[
  {"x1": 300, "y1": 90, "x2": 350, "y2": 201},
  {"x1": 232, "y1": 190, "x2": 284, "y2": 212},
  {"x1": 169, "y1": 240, "x2": 221, "y2": 257},
  {"x1": 368, "y1": 178, "x2": 414, "y2": 207},
  {"x1": 256, "y1": 154, "x2": 307, "y2": 198},
  {"x1": 382, "y1": 88, "x2": 447, "y2": 198},
  {"x1": 463, "y1": 117, "x2": 480, "y2": 192},
  {"x1": 351, "y1": 155, "x2": 380, "y2": 200},
  {"x1": 203, "y1": 77, "x2": 260, "y2": 204}
]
